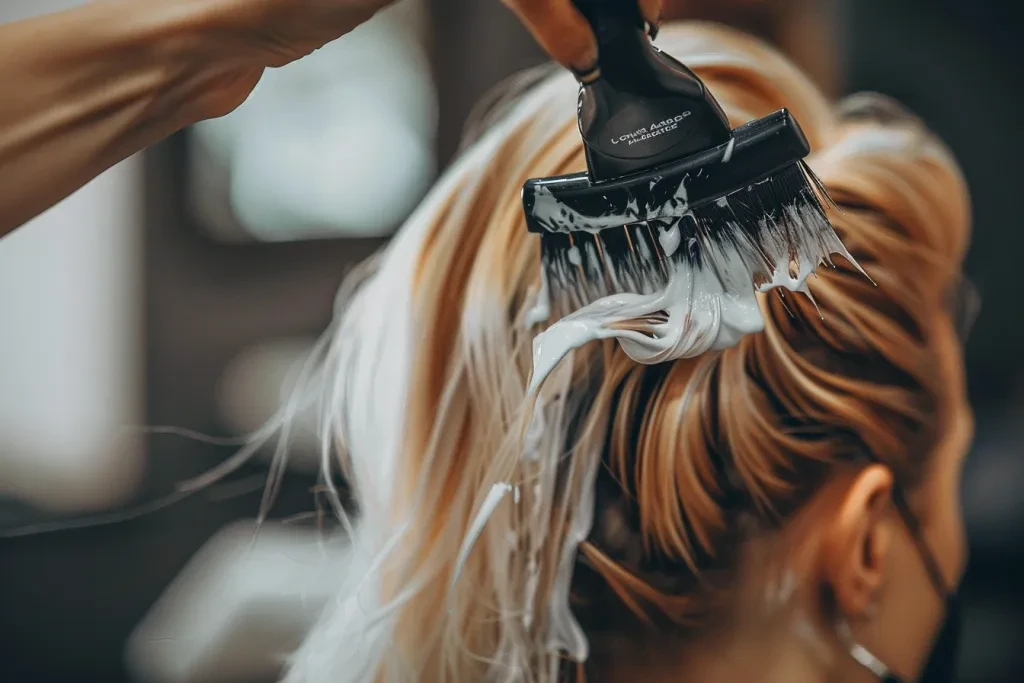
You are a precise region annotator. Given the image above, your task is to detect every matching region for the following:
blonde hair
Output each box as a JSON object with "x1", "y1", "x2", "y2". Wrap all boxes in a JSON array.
[{"x1": 283, "y1": 21, "x2": 970, "y2": 683}]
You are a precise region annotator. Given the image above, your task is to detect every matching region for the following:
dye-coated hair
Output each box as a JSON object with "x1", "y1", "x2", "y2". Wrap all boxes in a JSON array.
[{"x1": 282, "y1": 22, "x2": 971, "y2": 683}]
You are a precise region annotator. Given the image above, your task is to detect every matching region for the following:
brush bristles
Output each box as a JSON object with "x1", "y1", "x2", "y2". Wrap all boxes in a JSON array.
[{"x1": 539, "y1": 162, "x2": 839, "y2": 316}]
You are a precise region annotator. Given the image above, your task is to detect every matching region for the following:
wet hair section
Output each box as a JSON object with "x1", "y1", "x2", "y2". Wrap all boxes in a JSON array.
[{"x1": 282, "y1": 22, "x2": 972, "y2": 683}]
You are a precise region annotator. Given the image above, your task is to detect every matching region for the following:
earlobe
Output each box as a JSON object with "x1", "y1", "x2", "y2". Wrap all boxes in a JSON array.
[{"x1": 821, "y1": 465, "x2": 896, "y2": 618}]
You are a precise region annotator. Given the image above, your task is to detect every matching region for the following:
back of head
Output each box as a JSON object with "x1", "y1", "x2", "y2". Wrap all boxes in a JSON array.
[{"x1": 285, "y1": 21, "x2": 970, "y2": 683}]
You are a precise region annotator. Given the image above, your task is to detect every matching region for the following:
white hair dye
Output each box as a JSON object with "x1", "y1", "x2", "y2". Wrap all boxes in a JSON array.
[
  {"x1": 529, "y1": 202, "x2": 861, "y2": 395},
  {"x1": 282, "y1": 25, "x2": 870, "y2": 683},
  {"x1": 282, "y1": 69, "x2": 583, "y2": 683}
]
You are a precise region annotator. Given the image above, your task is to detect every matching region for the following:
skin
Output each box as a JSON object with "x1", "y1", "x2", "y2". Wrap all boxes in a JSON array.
[
  {"x1": 0, "y1": 0, "x2": 965, "y2": 678},
  {"x1": 0, "y1": 0, "x2": 646, "y2": 240},
  {"x1": 507, "y1": 13, "x2": 952, "y2": 676},
  {"x1": 0, "y1": 0, "x2": 828, "y2": 239},
  {"x1": 0, "y1": 1, "x2": 962, "y2": 678},
  {"x1": 0, "y1": 0, "x2": 391, "y2": 238},
  {"x1": 589, "y1": 310, "x2": 972, "y2": 683},
  {"x1": 506, "y1": 1, "x2": 811, "y2": 73},
  {"x1": 0, "y1": 0, "x2": 810, "y2": 239},
  {"x1": 502, "y1": 0, "x2": 663, "y2": 70},
  {"x1": 830, "y1": 309, "x2": 972, "y2": 681}
]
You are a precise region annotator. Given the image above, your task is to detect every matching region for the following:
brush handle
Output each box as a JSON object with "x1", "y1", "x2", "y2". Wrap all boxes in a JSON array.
[
  {"x1": 572, "y1": 0, "x2": 732, "y2": 181},
  {"x1": 572, "y1": 0, "x2": 649, "y2": 78}
]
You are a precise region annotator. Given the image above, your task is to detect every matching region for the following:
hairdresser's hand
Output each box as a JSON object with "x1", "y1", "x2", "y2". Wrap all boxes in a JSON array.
[
  {"x1": 503, "y1": 0, "x2": 663, "y2": 74},
  {"x1": 193, "y1": 0, "x2": 396, "y2": 119},
  {"x1": 223, "y1": 0, "x2": 394, "y2": 68},
  {"x1": 0, "y1": 0, "x2": 396, "y2": 238}
]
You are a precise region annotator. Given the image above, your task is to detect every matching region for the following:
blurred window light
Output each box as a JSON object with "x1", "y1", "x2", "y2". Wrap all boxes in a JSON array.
[
  {"x1": 189, "y1": 0, "x2": 438, "y2": 243},
  {"x1": 0, "y1": 0, "x2": 145, "y2": 516},
  {"x1": 0, "y1": 162, "x2": 144, "y2": 513},
  {"x1": 127, "y1": 522, "x2": 350, "y2": 683}
]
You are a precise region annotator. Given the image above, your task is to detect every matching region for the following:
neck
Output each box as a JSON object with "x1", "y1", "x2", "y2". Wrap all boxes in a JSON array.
[{"x1": 587, "y1": 610, "x2": 846, "y2": 683}]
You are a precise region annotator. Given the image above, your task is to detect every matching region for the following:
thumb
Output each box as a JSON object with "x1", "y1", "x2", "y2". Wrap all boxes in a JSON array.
[
  {"x1": 502, "y1": 0, "x2": 597, "y2": 72},
  {"x1": 503, "y1": 0, "x2": 664, "y2": 74}
]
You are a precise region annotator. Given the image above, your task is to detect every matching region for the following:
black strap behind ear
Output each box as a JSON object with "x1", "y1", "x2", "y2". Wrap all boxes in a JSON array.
[{"x1": 889, "y1": 483, "x2": 951, "y2": 597}]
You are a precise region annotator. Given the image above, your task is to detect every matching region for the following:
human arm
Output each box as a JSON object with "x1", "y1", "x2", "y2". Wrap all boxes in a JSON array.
[{"x1": 0, "y1": 0, "x2": 389, "y2": 239}]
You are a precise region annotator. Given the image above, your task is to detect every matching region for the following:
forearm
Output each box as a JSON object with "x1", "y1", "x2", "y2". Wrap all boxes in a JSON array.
[{"x1": 0, "y1": 0, "x2": 243, "y2": 237}]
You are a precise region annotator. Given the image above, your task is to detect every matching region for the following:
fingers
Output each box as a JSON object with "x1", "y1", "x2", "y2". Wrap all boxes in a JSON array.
[
  {"x1": 503, "y1": 0, "x2": 665, "y2": 74},
  {"x1": 502, "y1": 0, "x2": 597, "y2": 72},
  {"x1": 638, "y1": 0, "x2": 663, "y2": 35}
]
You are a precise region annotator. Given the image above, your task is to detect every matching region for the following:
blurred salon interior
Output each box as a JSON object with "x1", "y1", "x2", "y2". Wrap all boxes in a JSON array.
[{"x1": 0, "y1": 0, "x2": 1021, "y2": 681}]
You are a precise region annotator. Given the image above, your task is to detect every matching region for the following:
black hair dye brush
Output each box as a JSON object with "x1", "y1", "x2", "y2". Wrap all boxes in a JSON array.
[{"x1": 522, "y1": 0, "x2": 849, "y2": 317}]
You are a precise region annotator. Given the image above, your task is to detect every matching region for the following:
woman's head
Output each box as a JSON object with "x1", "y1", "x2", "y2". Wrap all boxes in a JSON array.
[
  {"x1": 286, "y1": 22, "x2": 973, "y2": 683},
  {"x1": 570, "y1": 83, "x2": 974, "y2": 681}
]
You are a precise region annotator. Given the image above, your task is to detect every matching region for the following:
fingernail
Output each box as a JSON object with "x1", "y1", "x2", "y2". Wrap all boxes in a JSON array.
[
  {"x1": 570, "y1": 58, "x2": 601, "y2": 84},
  {"x1": 646, "y1": 15, "x2": 662, "y2": 40}
]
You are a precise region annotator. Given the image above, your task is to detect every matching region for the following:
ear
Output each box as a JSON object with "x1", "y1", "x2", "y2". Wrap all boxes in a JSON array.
[{"x1": 821, "y1": 465, "x2": 895, "y2": 618}]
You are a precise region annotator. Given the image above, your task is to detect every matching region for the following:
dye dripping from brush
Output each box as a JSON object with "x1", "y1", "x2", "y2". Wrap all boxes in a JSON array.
[
  {"x1": 517, "y1": 356, "x2": 594, "y2": 661},
  {"x1": 528, "y1": 201, "x2": 861, "y2": 395},
  {"x1": 452, "y1": 482, "x2": 516, "y2": 589},
  {"x1": 524, "y1": 267, "x2": 552, "y2": 328},
  {"x1": 658, "y1": 221, "x2": 682, "y2": 257},
  {"x1": 722, "y1": 136, "x2": 736, "y2": 162}
]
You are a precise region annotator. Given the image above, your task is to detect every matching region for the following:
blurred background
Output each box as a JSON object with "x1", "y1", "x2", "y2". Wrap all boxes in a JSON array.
[{"x1": 0, "y1": 0, "x2": 1021, "y2": 681}]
